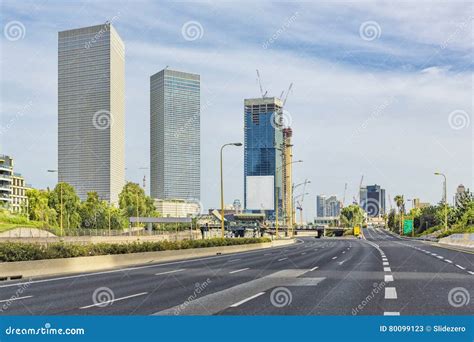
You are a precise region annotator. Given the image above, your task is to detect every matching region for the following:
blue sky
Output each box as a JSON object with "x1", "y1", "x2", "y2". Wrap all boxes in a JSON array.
[{"x1": 1, "y1": 1, "x2": 472, "y2": 220}]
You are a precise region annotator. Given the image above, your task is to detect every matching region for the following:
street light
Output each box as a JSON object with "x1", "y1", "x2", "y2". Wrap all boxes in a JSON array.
[
  {"x1": 434, "y1": 172, "x2": 448, "y2": 232},
  {"x1": 220, "y1": 142, "x2": 242, "y2": 238},
  {"x1": 47, "y1": 169, "x2": 63, "y2": 236}
]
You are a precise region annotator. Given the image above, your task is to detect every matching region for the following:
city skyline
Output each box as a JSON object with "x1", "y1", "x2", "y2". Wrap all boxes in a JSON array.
[{"x1": 1, "y1": 1, "x2": 471, "y2": 220}]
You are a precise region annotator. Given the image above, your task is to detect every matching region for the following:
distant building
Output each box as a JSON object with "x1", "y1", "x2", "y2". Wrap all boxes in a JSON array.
[
  {"x1": 233, "y1": 199, "x2": 242, "y2": 214},
  {"x1": 0, "y1": 155, "x2": 13, "y2": 208},
  {"x1": 154, "y1": 199, "x2": 201, "y2": 218},
  {"x1": 58, "y1": 23, "x2": 125, "y2": 203},
  {"x1": 413, "y1": 198, "x2": 430, "y2": 209},
  {"x1": 11, "y1": 173, "x2": 29, "y2": 213},
  {"x1": 316, "y1": 195, "x2": 326, "y2": 217},
  {"x1": 244, "y1": 97, "x2": 284, "y2": 218},
  {"x1": 454, "y1": 184, "x2": 466, "y2": 207},
  {"x1": 316, "y1": 194, "x2": 341, "y2": 217},
  {"x1": 150, "y1": 69, "x2": 200, "y2": 201},
  {"x1": 360, "y1": 184, "x2": 385, "y2": 217}
]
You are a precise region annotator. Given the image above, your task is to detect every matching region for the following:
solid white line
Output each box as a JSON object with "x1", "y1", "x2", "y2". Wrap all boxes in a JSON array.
[
  {"x1": 155, "y1": 269, "x2": 186, "y2": 276},
  {"x1": 278, "y1": 258, "x2": 288, "y2": 262},
  {"x1": 385, "y1": 287, "x2": 397, "y2": 299},
  {"x1": 384, "y1": 312, "x2": 400, "y2": 316},
  {"x1": 230, "y1": 292, "x2": 266, "y2": 307},
  {"x1": 456, "y1": 264, "x2": 466, "y2": 270},
  {"x1": 384, "y1": 275, "x2": 394, "y2": 282},
  {"x1": 436, "y1": 256, "x2": 444, "y2": 259},
  {"x1": 228, "y1": 259, "x2": 241, "y2": 262},
  {"x1": 445, "y1": 259, "x2": 453, "y2": 263},
  {"x1": 310, "y1": 266, "x2": 319, "y2": 271},
  {"x1": 79, "y1": 292, "x2": 148, "y2": 309},
  {"x1": 383, "y1": 262, "x2": 389, "y2": 266},
  {"x1": 0, "y1": 295, "x2": 33, "y2": 303},
  {"x1": 384, "y1": 267, "x2": 391, "y2": 272},
  {"x1": 332, "y1": 256, "x2": 337, "y2": 260},
  {"x1": 468, "y1": 271, "x2": 474, "y2": 275},
  {"x1": 229, "y1": 268, "x2": 250, "y2": 274}
]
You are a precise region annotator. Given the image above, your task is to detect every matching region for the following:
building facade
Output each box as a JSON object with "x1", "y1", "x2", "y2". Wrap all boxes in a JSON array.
[
  {"x1": 316, "y1": 195, "x2": 326, "y2": 217},
  {"x1": 150, "y1": 69, "x2": 200, "y2": 201},
  {"x1": 316, "y1": 194, "x2": 341, "y2": 217},
  {"x1": 11, "y1": 173, "x2": 29, "y2": 213},
  {"x1": 360, "y1": 184, "x2": 385, "y2": 217},
  {"x1": 154, "y1": 199, "x2": 201, "y2": 218},
  {"x1": 454, "y1": 184, "x2": 466, "y2": 207},
  {"x1": 244, "y1": 97, "x2": 284, "y2": 218},
  {"x1": 0, "y1": 155, "x2": 13, "y2": 208},
  {"x1": 58, "y1": 23, "x2": 125, "y2": 203}
]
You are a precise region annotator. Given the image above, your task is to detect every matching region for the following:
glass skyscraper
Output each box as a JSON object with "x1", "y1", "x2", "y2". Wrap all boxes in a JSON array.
[
  {"x1": 58, "y1": 23, "x2": 125, "y2": 203},
  {"x1": 244, "y1": 97, "x2": 283, "y2": 217},
  {"x1": 150, "y1": 69, "x2": 200, "y2": 201}
]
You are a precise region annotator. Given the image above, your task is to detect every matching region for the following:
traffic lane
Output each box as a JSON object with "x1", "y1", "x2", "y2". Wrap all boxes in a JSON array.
[
  {"x1": 0, "y1": 238, "x2": 337, "y2": 315},
  {"x1": 220, "y1": 239, "x2": 386, "y2": 315}
]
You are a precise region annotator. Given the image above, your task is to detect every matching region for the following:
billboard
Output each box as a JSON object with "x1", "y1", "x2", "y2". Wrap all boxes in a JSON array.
[{"x1": 246, "y1": 176, "x2": 274, "y2": 210}]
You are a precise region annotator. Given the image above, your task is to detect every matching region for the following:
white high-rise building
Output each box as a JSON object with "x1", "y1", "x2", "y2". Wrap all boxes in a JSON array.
[{"x1": 58, "y1": 23, "x2": 125, "y2": 203}]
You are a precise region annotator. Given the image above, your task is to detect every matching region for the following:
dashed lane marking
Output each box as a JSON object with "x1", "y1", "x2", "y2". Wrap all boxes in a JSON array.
[
  {"x1": 384, "y1": 267, "x2": 391, "y2": 272},
  {"x1": 456, "y1": 265, "x2": 466, "y2": 270},
  {"x1": 385, "y1": 287, "x2": 397, "y2": 299},
  {"x1": 229, "y1": 268, "x2": 250, "y2": 274},
  {"x1": 384, "y1": 312, "x2": 400, "y2": 316},
  {"x1": 278, "y1": 258, "x2": 288, "y2": 262},
  {"x1": 230, "y1": 292, "x2": 265, "y2": 308},
  {"x1": 155, "y1": 269, "x2": 186, "y2": 276},
  {"x1": 384, "y1": 275, "x2": 394, "y2": 282}
]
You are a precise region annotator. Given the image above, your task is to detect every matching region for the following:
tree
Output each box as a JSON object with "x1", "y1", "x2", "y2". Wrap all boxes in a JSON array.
[
  {"x1": 26, "y1": 189, "x2": 57, "y2": 227},
  {"x1": 48, "y1": 182, "x2": 81, "y2": 231},
  {"x1": 79, "y1": 192, "x2": 128, "y2": 230},
  {"x1": 118, "y1": 182, "x2": 156, "y2": 220},
  {"x1": 340, "y1": 204, "x2": 365, "y2": 228}
]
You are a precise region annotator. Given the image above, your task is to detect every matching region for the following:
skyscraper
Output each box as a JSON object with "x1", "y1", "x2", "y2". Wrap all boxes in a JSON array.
[
  {"x1": 244, "y1": 97, "x2": 284, "y2": 218},
  {"x1": 150, "y1": 69, "x2": 200, "y2": 201},
  {"x1": 360, "y1": 184, "x2": 385, "y2": 217},
  {"x1": 58, "y1": 23, "x2": 125, "y2": 203},
  {"x1": 316, "y1": 195, "x2": 326, "y2": 217}
]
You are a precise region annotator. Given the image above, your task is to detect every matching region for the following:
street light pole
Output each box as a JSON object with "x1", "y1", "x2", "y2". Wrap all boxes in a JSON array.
[
  {"x1": 434, "y1": 172, "x2": 448, "y2": 232},
  {"x1": 220, "y1": 142, "x2": 242, "y2": 239}
]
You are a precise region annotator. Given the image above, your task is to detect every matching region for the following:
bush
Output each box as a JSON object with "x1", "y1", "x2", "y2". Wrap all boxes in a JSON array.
[{"x1": 0, "y1": 237, "x2": 271, "y2": 262}]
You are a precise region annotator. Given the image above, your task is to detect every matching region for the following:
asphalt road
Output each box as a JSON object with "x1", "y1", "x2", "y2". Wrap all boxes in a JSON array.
[{"x1": 0, "y1": 228, "x2": 472, "y2": 315}]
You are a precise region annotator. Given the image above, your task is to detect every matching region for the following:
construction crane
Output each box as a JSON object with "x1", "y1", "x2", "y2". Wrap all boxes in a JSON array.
[
  {"x1": 256, "y1": 69, "x2": 268, "y2": 98},
  {"x1": 342, "y1": 182, "x2": 347, "y2": 207},
  {"x1": 282, "y1": 83, "x2": 293, "y2": 108},
  {"x1": 357, "y1": 175, "x2": 364, "y2": 204}
]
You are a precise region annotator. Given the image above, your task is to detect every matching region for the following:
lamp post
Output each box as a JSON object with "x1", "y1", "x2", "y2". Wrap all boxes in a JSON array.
[
  {"x1": 220, "y1": 142, "x2": 242, "y2": 238},
  {"x1": 406, "y1": 198, "x2": 413, "y2": 237},
  {"x1": 275, "y1": 160, "x2": 303, "y2": 239},
  {"x1": 434, "y1": 172, "x2": 448, "y2": 232},
  {"x1": 292, "y1": 180, "x2": 311, "y2": 230},
  {"x1": 47, "y1": 169, "x2": 63, "y2": 237}
]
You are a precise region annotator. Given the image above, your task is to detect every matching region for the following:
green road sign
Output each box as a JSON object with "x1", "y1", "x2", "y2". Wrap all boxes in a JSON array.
[{"x1": 403, "y1": 219, "x2": 414, "y2": 234}]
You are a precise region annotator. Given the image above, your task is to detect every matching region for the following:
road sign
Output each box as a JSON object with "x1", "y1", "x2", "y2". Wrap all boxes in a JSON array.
[
  {"x1": 403, "y1": 220, "x2": 413, "y2": 235},
  {"x1": 354, "y1": 225, "x2": 360, "y2": 236}
]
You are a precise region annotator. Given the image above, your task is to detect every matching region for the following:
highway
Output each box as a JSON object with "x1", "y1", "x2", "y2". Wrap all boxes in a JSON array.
[{"x1": 0, "y1": 228, "x2": 472, "y2": 315}]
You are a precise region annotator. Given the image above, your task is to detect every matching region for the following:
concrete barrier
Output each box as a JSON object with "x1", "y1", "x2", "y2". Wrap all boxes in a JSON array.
[
  {"x1": 0, "y1": 239, "x2": 295, "y2": 280},
  {"x1": 438, "y1": 233, "x2": 474, "y2": 249}
]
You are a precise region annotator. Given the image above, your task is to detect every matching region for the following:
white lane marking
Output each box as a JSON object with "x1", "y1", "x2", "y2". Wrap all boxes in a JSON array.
[
  {"x1": 80, "y1": 292, "x2": 148, "y2": 309},
  {"x1": 384, "y1": 267, "x2": 391, "y2": 272},
  {"x1": 229, "y1": 268, "x2": 250, "y2": 274},
  {"x1": 155, "y1": 269, "x2": 186, "y2": 276},
  {"x1": 384, "y1": 275, "x2": 394, "y2": 282},
  {"x1": 382, "y1": 258, "x2": 388, "y2": 261},
  {"x1": 436, "y1": 256, "x2": 444, "y2": 259},
  {"x1": 230, "y1": 292, "x2": 266, "y2": 308},
  {"x1": 278, "y1": 258, "x2": 288, "y2": 262},
  {"x1": 332, "y1": 256, "x2": 337, "y2": 260},
  {"x1": 456, "y1": 265, "x2": 466, "y2": 270},
  {"x1": 431, "y1": 253, "x2": 437, "y2": 256},
  {"x1": 383, "y1": 262, "x2": 389, "y2": 266},
  {"x1": 264, "y1": 253, "x2": 272, "y2": 256},
  {"x1": 0, "y1": 295, "x2": 33, "y2": 303},
  {"x1": 310, "y1": 266, "x2": 319, "y2": 272},
  {"x1": 228, "y1": 259, "x2": 241, "y2": 262},
  {"x1": 468, "y1": 271, "x2": 474, "y2": 275},
  {"x1": 301, "y1": 252, "x2": 307, "y2": 255},
  {"x1": 342, "y1": 251, "x2": 346, "y2": 254},
  {"x1": 385, "y1": 287, "x2": 397, "y2": 299},
  {"x1": 445, "y1": 259, "x2": 453, "y2": 263},
  {"x1": 384, "y1": 312, "x2": 400, "y2": 316}
]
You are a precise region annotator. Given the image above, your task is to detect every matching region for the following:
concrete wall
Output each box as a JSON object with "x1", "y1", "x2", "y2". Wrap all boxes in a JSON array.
[
  {"x1": 439, "y1": 233, "x2": 474, "y2": 249},
  {"x1": 0, "y1": 239, "x2": 294, "y2": 280}
]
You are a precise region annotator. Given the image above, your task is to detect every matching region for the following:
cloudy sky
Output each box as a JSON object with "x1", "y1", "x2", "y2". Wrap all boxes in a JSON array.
[{"x1": 1, "y1": 1, "x2": 472, "y2": 220}]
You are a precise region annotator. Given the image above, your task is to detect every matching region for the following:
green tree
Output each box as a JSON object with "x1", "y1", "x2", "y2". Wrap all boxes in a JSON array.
[
  {"x1": 48, "y1": 182, "x2": 81, "y2": 231},
  {"x1": 118, "y1": 182, "x2": 156, "y2": 220},
  {"x1": 26, "y1": 189, "x2": 57, "y2": 227},
  {"x1": 80, "y1": 192, "x2": 128, "y2": 230},
  {"x1": 340, "y1": 204, "x2": 365, "y2": 228}
]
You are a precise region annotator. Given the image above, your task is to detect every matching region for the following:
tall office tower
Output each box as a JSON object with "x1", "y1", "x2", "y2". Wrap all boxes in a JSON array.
[
  {"x1": 150, "y1": 69, "x2": 200, "y2": 201},
  {"x1": 58, "y1": 23, "x2": 125, "y2": 203},
  {"x1": 361, "y1": 184, "x2": 385, "y2": 217},
  {"x1": 244, "y1": 97, "x2": 284, "y2": 218},
  {"x1": 454, "y1": 184, "x2": 466, "y2": 207},
  {"x1": 325, "y1": 195, "x2": 341, "y2": 217},
  {"x1": 316, "y1": 195, "x2": 327, "y2": 217}
]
